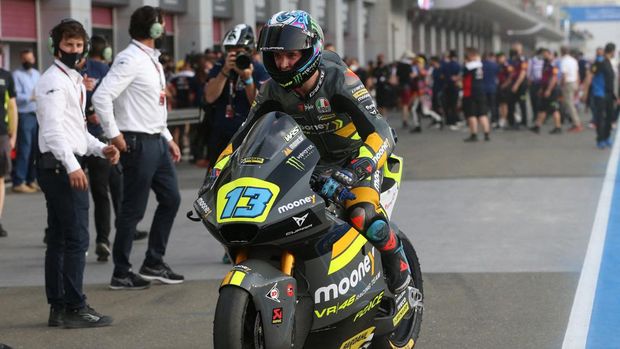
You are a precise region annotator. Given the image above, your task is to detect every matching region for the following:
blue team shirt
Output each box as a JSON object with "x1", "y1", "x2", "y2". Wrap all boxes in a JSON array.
[
  {"x1": 591, "y1": 56, "x2": 606, "y2": 98},
  {"x1": 207, "y1": 59, "x2": 269, "y2": 134},
  {"x1": 441, "y1": 60, "x2": 461, "y2": 91},
  {"x1": 81, "y1": 59, "x2": 110, "y2": 137},
  {"x1": 482, "y1": 59, "x2": 499, "y2": 94}
]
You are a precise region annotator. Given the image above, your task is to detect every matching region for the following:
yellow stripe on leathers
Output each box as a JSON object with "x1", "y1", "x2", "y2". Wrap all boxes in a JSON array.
[
  {"x1": 328, "y1": 228, "x2": 368, "y2": 275},
  {"x1": 335, "y1": 122, "x2": 357, "y2": 138}
]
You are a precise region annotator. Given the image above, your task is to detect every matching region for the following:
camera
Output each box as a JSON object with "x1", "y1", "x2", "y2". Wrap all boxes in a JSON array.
[{"x1": 235, "y1": 52, "x2": 252, "y2": 70}]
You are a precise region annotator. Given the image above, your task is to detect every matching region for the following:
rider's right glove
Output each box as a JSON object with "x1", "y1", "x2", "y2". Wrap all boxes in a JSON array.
[
  {"x1": 320, "y1": 177, "x2": 356, "y2": 204},
  {"x1": 198, "y1": 168, "x2": 221, "y2": 196}
]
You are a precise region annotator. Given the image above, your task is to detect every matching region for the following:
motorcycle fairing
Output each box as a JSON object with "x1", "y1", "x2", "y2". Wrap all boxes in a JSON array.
[{"x1": 219, "y1": 259, "x2": 297, "y2": 349}]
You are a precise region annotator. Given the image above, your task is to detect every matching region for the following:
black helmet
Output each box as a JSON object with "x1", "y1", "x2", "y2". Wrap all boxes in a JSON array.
[
  {"x1": 222, "y1": 24, "x2": 255, "y2": 51},
  {"x1": 257, "y1": 10, "x2": 324, "y2": 90}
]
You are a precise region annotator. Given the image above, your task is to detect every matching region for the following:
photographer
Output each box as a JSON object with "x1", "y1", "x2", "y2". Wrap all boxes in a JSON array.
[{"x1": 204, "y1": 24, "x2": 269, "y2": 169}]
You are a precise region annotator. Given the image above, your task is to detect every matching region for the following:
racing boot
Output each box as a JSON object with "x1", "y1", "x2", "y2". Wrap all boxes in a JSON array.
[{"x1": 367, "y1": 220, "x2": 412, "y2": 294}]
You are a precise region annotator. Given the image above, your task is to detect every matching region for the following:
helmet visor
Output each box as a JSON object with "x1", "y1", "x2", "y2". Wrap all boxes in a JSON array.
[{"x1": 257, "y1": 25, "x2": 314, "y2": 52}]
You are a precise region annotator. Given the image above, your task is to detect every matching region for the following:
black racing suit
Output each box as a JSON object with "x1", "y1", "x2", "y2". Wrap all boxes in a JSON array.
[{"x1": 211, "y1": 51, "x2": 410, "y2": 293}]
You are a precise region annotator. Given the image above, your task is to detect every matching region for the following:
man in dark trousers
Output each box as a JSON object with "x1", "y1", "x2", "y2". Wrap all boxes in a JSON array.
[
  {"x1": 583, "y1": 43, "x2": 618, "y2": 149},
  {"x1": 37, "y1": 19, "x2": 119, "y2": 328},
  {"x1": 93, "y1": 6, "x2": 184, "y2": 289}
]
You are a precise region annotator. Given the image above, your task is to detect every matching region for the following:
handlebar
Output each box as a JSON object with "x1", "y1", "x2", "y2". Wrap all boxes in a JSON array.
[{"x1": 310, "y1": 169, "x2": 356, "y2": 206}]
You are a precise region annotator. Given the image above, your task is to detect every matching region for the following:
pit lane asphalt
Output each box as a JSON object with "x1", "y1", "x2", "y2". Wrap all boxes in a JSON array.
[{"x1": 0, "y1": 118, "x2": 609, "y2": 348}]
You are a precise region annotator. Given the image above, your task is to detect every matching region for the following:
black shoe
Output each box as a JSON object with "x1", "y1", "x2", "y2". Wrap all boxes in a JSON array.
[
  {"x1": 139, "y1": 263, "x2": 184, "y2": 284},
  {"x1": 48, "y1": 305, "x2": 64, "y2": 327},
  {"x1": 464, "y1": 134, "x2": 478, "y2": 142},
  {"x1": 410, "y1": 126, "x2": 422, "y2": 133},
  {"x1": 549, "y1": 127, "x2": 562, "y2": 134},
  {"x1": 63, "y1": 305, "x2": 112, "y2": 329},
  {"x1": 109, "y1": 271, "x2": 151, "y2": 290},
  {"x1": 95, "y1": 242, "x2": 110, "y2": 262},
  {"x1": 529, "y1": 126, "x2": 540, "y2": 134},
  {"x1": 484, "y1": 133, "x2": 490, "y2": 141},
  {"x1": 0, "y1": 223, "x2": 7, "y2": 237},
  {"x1": 133, "y1": 230, "x2": 148, "y2": 241},
  {"x1": 402, "y1": 120, "x2": 409, "y2": 129}
]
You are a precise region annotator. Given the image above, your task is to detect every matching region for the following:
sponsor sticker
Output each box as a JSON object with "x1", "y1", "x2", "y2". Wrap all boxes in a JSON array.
[
  {"x1": 339, "y1": 326, "x2": 375, "y2": 349},
  {"x1": 284, "y1": 126, "x2": 301, "y2": 142},
  {"x1": 240, "y1": 157, "x2": 265, "y2": 165},
  {"x1": 272, "y1": 307, "x2": 283, "y2": 324},
  {"x1": 196, "y1": 197, "x2": 212, "y2": 218},
  {"x1": 316, "y1": 97, "x2": 332, "y2": 113},
  {"x1": 266, "y1": 283, "x2": 280, "y2": 303},
  {"x1": 277, "y1": 195, "x2": 316, "y2": 214},
  {"x1": 287, "y1": 284, "x2": 294, "y2": 297}
]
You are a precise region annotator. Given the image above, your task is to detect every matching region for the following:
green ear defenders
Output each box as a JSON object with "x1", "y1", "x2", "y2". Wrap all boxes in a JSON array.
[
  {"x1": 102, "y1": 46, "x2": 113, "y2": 62},
  {"x1": 150, "y1": 14, "x2": 164, "y2": 39},
  {"x1": 47, "y1": 18, "x2": 90, "y2": 57}
]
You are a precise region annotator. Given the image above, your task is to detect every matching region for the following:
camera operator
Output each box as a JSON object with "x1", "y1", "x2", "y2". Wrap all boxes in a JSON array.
[{"x1": 204, "y1": 24, "x2": 269, "y2": 169}]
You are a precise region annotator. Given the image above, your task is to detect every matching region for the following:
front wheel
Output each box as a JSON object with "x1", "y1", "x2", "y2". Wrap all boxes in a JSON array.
[
  {"x1": 374, "y1": 233, "x2": 424, "y2": 348},
  {"x1": 214, "y1": 286, "x2": 265, "y2": 349}
]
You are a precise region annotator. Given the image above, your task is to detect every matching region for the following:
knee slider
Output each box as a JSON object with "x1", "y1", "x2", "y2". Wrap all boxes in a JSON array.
[{"x1": 366, "y1": 219, "x2": 389, "y2": 243}]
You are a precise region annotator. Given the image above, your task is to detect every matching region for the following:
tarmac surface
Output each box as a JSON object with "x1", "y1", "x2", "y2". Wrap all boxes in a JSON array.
[{"x1": 0, "y1": 117, "x2": 610, "y2": 349}]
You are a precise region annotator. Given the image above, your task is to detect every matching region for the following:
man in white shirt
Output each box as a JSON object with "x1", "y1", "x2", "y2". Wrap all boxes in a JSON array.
[
  {"x1": 37, "y1": 19, "x2": 118, "y2": 328},
  {"x1": 92, "y1": 5, "x2": 184, "y2": 290},
  {"x1": 560, "y1": 46, "x2": 582, "y2": 132}
]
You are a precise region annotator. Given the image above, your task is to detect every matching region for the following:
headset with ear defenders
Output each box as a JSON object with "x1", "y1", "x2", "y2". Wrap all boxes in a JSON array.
[
  {"x1": 102, "y1": 46, "x2": 113, "y2": 62},
  {"x1": 47, "y1": 18, "x2": 90, "y2": 57},
  {"x1": 150, "y1": 13, "x2": 164, "y2": 39}
]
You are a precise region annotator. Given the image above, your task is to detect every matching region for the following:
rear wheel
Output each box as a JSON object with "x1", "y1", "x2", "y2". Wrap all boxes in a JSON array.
[
  {"x1": 214, "y1": 286, "x2": 265, "y2": 349},
  {"x1": 375, "y1": 233, "x2": 424, "y2": 348}
]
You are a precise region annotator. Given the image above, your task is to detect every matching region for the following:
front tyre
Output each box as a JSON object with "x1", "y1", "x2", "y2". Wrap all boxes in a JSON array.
[
  {"x1": 375, "y1": 234, "x2": 424, "y2": 349},
  {"x1": 214, "y1": 286, "x2": 265, "y2": 349}
]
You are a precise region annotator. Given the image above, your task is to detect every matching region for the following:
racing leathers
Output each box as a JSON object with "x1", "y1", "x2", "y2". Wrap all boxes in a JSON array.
[{"x1": 208, "y1": 51, "x2": 411, "y2": 294}]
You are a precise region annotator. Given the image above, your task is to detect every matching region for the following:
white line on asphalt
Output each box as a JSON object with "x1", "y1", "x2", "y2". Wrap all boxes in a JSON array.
[{"x1": 562, "y1": 130, "x2": 620, "y2": 349}]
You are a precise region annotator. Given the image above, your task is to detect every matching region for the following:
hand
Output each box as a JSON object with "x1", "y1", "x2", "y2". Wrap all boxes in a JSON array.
[
  {"x1": 199, "y1": 168, "x2": 221, "y2": 196},
  {"x1": 169, "y1": 140, "x2": 181, "y2": 162},
  {"x1": 9, "y1": 134, "x2": 16, "y2": 150},
  {"x1": 102, "y1": 145, "x2": 120, "y2": 165},
  {"x1": 223, "y1": 52, "x2": 237, "y2": 75},
  {"x1": 544, "y1": 90, "x2": 551, "y2": 98},
  {"x1": 111, "y1": 134, "x2": 127, "y2": 152},
  {"x1": 511, "y1": 85, "x2": 518, "y2": 93},
  {"x1": 320, "y1": 178, "x2": 356, "y2": 204},
  {"x1": 87, "y1": 114, "x2": 100, "y2": 125},
  {"x1": 83, "y1": 74, "x2": 96, "y2": 91},
  {"x1": 68, "y1": 168, "x2": 89, "y2": 191},
  {"x1": 238, "y1": 63, "x2": 254, "y2": 80}
]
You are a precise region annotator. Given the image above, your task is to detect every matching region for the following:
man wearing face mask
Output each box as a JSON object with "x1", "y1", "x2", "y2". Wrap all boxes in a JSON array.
[
  {"x1": 12, "y1": 49, "x2": 40, "y2": 193},
  {"x1": 93, "y1": 6, "x2": 184, "y2": 289},
  {"x1": 36, "y1": 19, "x2": 119, "y2": 328}
]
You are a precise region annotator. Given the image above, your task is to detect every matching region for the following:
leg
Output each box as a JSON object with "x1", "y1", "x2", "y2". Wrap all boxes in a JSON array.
[
  {"x1": 26, "y1": 116, "x2": 39, "y2": 184},
  {"x1": 563, "y1": 83, "x2": 582, "y2": 128},
  {"x1": 410, "y1": 98, "x2": 420, "y2": 128},
  {"x1": 12, "y1": 113, "x2": 37, "y2": 186},
  {"x1": 87, "y1": 156, "x2": 112, "y2": 245},
  {"x1": 112, "y1": 135, "x2": 157, "y2": 277},
  {"x1": 345, "y1": 170, "x2": 411, "y2": 294},
  {"x1": 144, "y1": 138, "x2": 181, "y2": 267}
]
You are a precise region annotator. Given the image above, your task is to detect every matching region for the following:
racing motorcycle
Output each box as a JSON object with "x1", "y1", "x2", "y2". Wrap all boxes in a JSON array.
[{"x1": 190, "y1": 112, "x2": 423, "y2": 349}]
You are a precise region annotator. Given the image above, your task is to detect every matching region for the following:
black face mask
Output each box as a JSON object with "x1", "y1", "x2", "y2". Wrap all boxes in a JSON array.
[
  {"x1": 58, "y1": 48, "x2": 83, "y2": 70},
  {"x1": 22, "y1": 62, "x2": 34, "y2": 70}
]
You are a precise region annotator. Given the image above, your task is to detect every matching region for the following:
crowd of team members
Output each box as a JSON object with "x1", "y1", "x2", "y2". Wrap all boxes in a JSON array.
[{"x1": 343, "y1": 42, "x2": 619, "y2": 147}]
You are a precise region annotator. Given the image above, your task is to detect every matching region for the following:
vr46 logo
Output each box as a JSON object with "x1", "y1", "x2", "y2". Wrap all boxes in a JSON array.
[{"x1": 314, "y1": 294, "x2": 356, "y2": 319}]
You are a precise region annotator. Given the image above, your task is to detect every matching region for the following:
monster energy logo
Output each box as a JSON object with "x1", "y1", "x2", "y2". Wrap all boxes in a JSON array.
[{"x1": 286, "y1": 157, "x2": 305, "y2": 171}]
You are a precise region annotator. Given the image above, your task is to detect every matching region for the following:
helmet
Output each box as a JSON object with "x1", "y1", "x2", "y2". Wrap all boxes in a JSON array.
[
  {"x1": 222, "y1": 24, "x2": 255, "y2": 51},
  {"x1": 257, "y1": 10, "x2": 324, "y2": 90}
]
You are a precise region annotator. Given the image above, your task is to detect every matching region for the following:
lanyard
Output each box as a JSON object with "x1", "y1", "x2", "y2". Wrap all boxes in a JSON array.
[
  {"x1": 132, "y1": 42, "x2": 165, "y2": 90},
  {"x1": 54, "y1": 63, "x2": 85, "y2": 121}
]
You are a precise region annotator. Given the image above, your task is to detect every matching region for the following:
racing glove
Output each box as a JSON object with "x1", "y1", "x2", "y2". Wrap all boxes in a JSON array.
[
  {"x1": 320, "y1": 177, "x2": 356, "y2": 204},
  {"x1": 331, "y1": 156, "x2": 376, "y2": 187},
  {"x1": 198, "y1": 168, "x2": 221, "y2": 196}
]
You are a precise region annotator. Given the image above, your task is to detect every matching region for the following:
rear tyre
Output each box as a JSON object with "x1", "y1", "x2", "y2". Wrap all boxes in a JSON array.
[
  {"x1": 374, "y1": 233, "x2": 424, "y2": 348},
  {"x1": 214, "y1": 286, "x2": 265, "y2": 349}
]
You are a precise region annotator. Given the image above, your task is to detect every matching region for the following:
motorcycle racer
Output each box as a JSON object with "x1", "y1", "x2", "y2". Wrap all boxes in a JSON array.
[{"x1": 203, "y1": 10, "x2": 412, "y2": 295}]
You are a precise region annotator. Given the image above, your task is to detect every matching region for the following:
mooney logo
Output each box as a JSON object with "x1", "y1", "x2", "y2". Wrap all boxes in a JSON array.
[
  {"x1": 293, "y1": 213, "x2": 309, "y2": 227},
  {"x1": 314, "y1": 248, "x2": 376, "y2": 303},
  {"x1": 372, "y1": 140, "x2": 389, "y2": 164},
  {"x1": 278, "y1": 195, "x2": 316, "y2": 214}
]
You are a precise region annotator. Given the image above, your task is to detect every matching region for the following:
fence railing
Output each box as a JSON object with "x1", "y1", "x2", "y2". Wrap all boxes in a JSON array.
[{"x1": 167, "y1": 108, "x2": 202, "y2": 126}]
